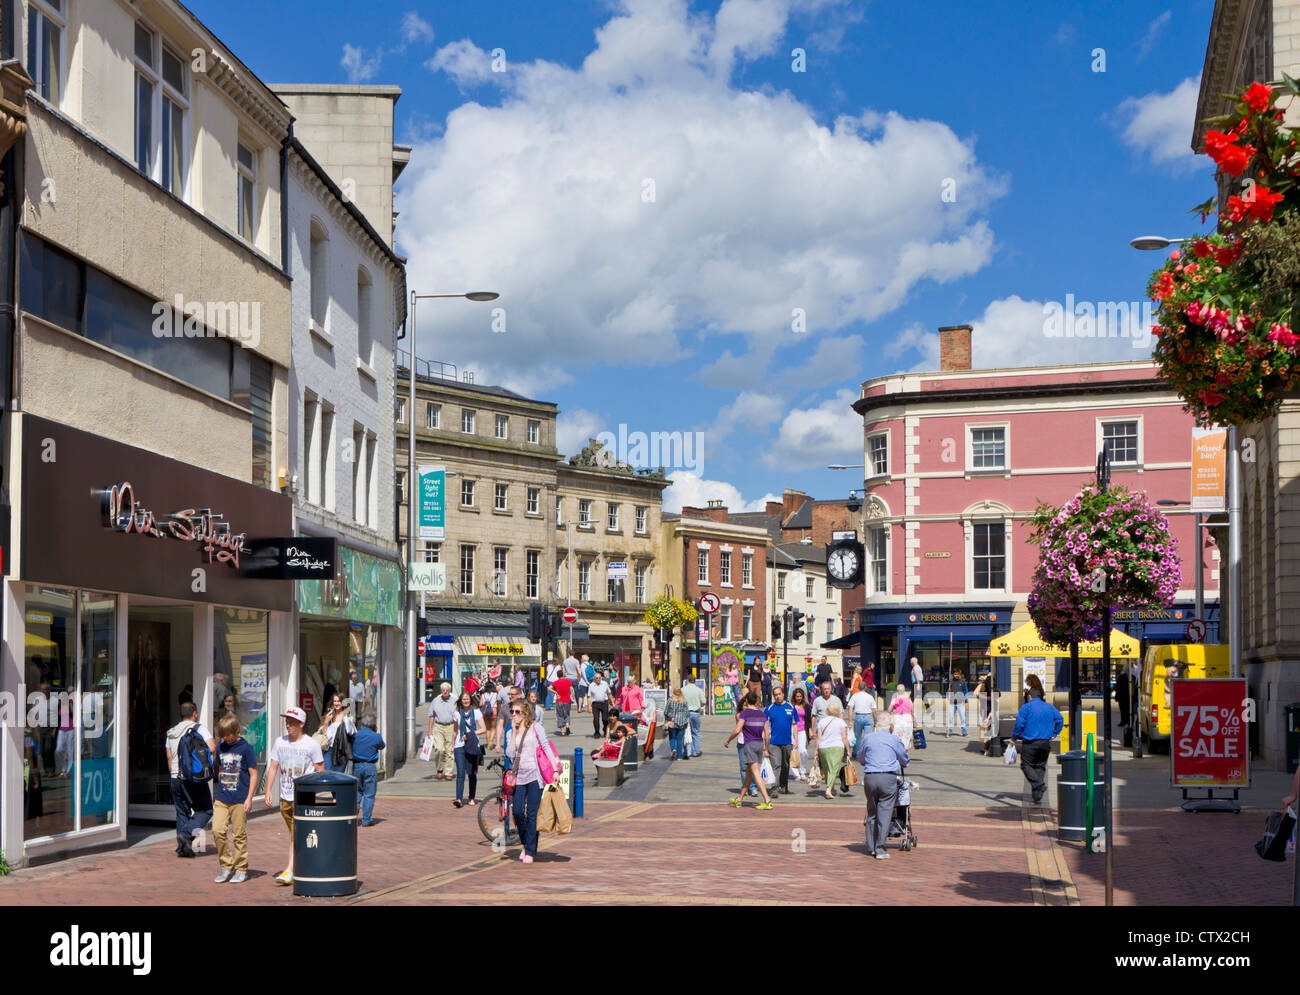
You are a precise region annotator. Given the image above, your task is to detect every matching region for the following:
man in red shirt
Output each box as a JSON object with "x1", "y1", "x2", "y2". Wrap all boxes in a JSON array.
[{"x1": 551, "y1": 675, "x2": 575, "y2": 736}]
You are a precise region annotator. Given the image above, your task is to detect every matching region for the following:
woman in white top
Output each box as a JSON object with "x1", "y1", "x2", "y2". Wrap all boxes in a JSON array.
[
  {"x1": 812, "y1": 697, "x2": 850, "y2": 800},
  {"x1": 505, "y1": 698, "x2": 560, "y2": 863},
  {"x1": 453, "y1": 691, "x2": 487, "y2": 808},
  {"x1": 322, "y1": 694, "x2": 356, "y2": 773}
]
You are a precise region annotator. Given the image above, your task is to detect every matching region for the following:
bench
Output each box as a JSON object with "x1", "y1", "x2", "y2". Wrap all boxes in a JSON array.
[{"x1": 592, "y1": 735, "x2": 636, "y2": 787}]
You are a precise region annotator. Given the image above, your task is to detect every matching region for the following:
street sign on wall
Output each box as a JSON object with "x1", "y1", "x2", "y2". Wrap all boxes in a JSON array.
[
  {"x1": 607, "y1": 561, "x2": 628, "y2": 581},
  {"x1": 1170, "y1": 678, "x2": 1249, "y2": 788},
  {"x1": 409, "y1": 561, "x2": 446, "y2": 592},
  {"x1": 417, "y1": 465, "x2": 446, "y2": 540}
]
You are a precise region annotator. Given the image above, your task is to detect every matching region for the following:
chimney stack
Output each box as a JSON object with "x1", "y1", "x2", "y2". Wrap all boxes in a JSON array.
[{"x1": 938, "y1": 324, "x2": 973, "y2": 371}]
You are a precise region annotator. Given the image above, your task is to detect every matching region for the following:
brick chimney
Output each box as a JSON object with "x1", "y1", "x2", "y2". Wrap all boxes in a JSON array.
[
  {"x1": 782, "y1": 488, "x2": 810, "y2": 521},
  {"x1": 938, "y1": 324, "x2": 972, "y2": 371},
  {"x1": 682, "y1": 500, "x2": 729, "y2": 523},
  {"x1": 765, "y1": 500, "x2": 783, "y2": 516}
]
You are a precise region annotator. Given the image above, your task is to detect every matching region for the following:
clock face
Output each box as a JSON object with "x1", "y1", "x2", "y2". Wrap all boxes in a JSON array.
[{"x1": 828, "y1": 547, "x2": 859, "y2": 580}]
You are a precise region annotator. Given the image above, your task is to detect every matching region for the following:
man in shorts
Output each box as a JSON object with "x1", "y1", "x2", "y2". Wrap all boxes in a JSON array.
[{"x1": 263, "y1": 706, "x2": 324, "y2": 886}]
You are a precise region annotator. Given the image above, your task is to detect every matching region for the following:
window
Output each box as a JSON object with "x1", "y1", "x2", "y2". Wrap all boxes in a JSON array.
[
  {"x1": 555, "y1": 496, "x2": 563, "y2": 526},
  {"x1": 237, "y1": 143, "x2": 258, "y2": 243},
  {"x1": 356, "y1": 268, "x2": 373, "y2": 366},
  {"x1": 527, "y1": 487, "x2": 540, "y2": 514},
  {"x1": 460, "y1": 479, "x2": 475, "y2": 507},
  {"x1": 869, "y1": 526, "x2": 888, "y2": 594},
  {"x1": 777, "y1": 572, "x2": 786, "y2": 600},
  {"x1": 493, "y1": 547, "x2": 508, "y2": 596},
  {"x1": 579, "y1": 499, "x2": 592, "y2": 526},
  {"x1": 526, "y1": 550, "x2": 540, "y2": 599},
  {"x1": 868, "y1": 433, "x2": 889, "y2": 477},
  {"x1": 578, "y1": 561, "x2": 591, "y2": 601},
  {"x1": 806, "y1": 618, "x2": 814, "y2": 647},
  {"x1": 635, "y1": 506, "x2": 647, "y2": 534},
  {"x1": 607, "y1": 503, "x2": 620, "y2": 530},
  {"x1": 973, "y1": 522, "x2": 1006, "y2": 590},
  {"x1": 133, "y1": 23, "x2": 188, "y2": 196},
  {"x1": 719, "y1": 608, "x2": 731, "y2": 640},
  {"x1": 396, "y1": 399, "x2": 406, "y2": 423},
  {"x1": 635, "y1": 565, "x2": 647, "y2": 603},
  {"x1": 969, "y1": 426, "x2": 1006, "y2": 470},
  {"x1": 607, "y1": 572, "x2": 623, "y2": 602},
  {"x1": 461, "y1": 409, "x2": 475, "y2": 433},
  {"x1": 806, "y1": 577, "x2": 815, "y2": 600},
  {"x1": 720, "y1": 552, "x2": 732, "y2": 586},
  {"x1": 1102, "y1": 420, "x2": 1140, "y2": 465},
  {"x1": 396, "y1": 470, "x2": 406, "y2": 497},
  {"x1": 159, "y1": 47, "x2": 187, "y2": 196},
  {"x1": 304, "y1": 392, "x2": 330, "y2": 508},
  {"x1": 495, "y1": 414, "x2": 508, "y2": 439},
  {"x1": 697, "y1": 549, "x2": 709, "y2": 584},
  {"x1": 527, "y1": 420, "x2": 540, "y2": 444},
  {"x1": 459, "y1": 545, "x2": 475, "y2": 595},
  {"x1": 494, "y1": 483, "x2": 508, "y2": 511},
  {"x1": 426, "y1": 404, "x2": 440, "y2": 430},
  {"x1": 27, "y1": 0, "x2": 64, "y2": 105},
  {"x1": 742, "y1": 553, "x2": 753, "y2": 587},
  {"x1": 309, "y1": 221, "x2": 329, "y2": 328},
  {"x1": 246, "y1": 356, "x2": 273, "y2": 489},
  {"x1": 318, "y1": 404, "x2": 334, "y2": 510},
  {"x1": 423, "y1": 541, "x2": 440, "y2": 563},
  {"x1": 826, "y1": 618, "x2": 835, "y2": 642},
  {"x1": 742, "y1": 606, "x2": 753, "y2": 640},
  {"x1": 352, "y1": 427, "x2": 366, "y2": 525}
]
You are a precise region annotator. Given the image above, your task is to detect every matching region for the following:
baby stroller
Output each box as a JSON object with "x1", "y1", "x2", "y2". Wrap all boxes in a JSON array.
[{"x1": 885, "y1": 776, "x2": 919, "y2": 852}]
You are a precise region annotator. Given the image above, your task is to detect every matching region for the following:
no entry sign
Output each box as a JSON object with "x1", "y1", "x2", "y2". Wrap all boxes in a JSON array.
[
  {"x1": 1170, "y1": 678, "x2": 1249, "y2": 788},
  {"x1": 562, "y1": 606, "x2": 578, "y2": 624}
]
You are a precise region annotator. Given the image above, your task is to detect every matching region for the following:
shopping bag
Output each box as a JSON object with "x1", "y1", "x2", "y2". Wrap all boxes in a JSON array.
[
  {"x1": 1003, "y1": 742, "x2": 1018, "y2": 766},
  {"x1": 549, "y1": 785, "x2": 574, "y2": 834},
  {"x1": 537, "y1": 786, "x2": 558, "y2": 833},
  {"x1": 684, "y1": 722, "x2": 693, "y2": 749},
  {"x1": 760, "y1": 758, "x2": 777, "y2": 787},
  {"x1": 1255, "y1": 807, "x2": 1295, "y2": 862},
  {"x1": 845, "y1": 762, "x2": 859, "y2": 786},
  {"x1": 912, "y1": 728, "x2": 927, "y2": 750},
  {"x1": 418, "y1": 735, "x2": 434, "y2": 762}
]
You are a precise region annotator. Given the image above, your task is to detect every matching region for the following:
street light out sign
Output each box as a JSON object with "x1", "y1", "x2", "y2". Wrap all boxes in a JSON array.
[
  {"x1": 1190, "y1": 426, "x2": 1227, "y2": 512},
  {"x1": 699, "y1": 592, "x2": 720, "y2": 614},
  {"x1": 417, "y1": 465, "x2": 446, "y2": 540}
]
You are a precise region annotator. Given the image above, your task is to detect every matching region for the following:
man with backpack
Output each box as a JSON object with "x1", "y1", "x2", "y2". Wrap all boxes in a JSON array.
[{"x1": 164, "y1": 702, "x2": 216, "y2": 858}]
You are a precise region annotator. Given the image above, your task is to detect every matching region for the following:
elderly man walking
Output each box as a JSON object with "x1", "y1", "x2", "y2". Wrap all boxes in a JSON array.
[
  {"x1": 427, "y1": 682, "x2": 458, "y2": 780},
  {"x1": 857, "y1": 712, "x2": 910, "y2": 860}
]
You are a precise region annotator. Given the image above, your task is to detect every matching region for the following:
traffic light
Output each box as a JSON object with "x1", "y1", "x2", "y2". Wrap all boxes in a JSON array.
[
  {"x1": 528, "y1": 603, "x2": 545, "y2": 641},
  {"x1": 771, "y1": 616, "x2": 782, "y2": 641},
  {"x1": 790, "y1": 608, "x2": 806, "y2": 642},
  {"x1": 659, "y1": 626, "x2": 672, "y2": 644},
  {"x1": 544, "y1": 609, "x2": 562, "y2": 642}
]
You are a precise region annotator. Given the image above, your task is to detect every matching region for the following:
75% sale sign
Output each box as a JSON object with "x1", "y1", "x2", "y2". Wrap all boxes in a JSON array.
[{"x1": 1170, "y1": 678, "x2": 1250, "y2": 788}]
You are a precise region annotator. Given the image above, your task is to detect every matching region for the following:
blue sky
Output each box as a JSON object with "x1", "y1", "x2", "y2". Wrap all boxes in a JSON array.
[{"x1": 194, "y1": 0, "x2": 1219, "y2": 511}]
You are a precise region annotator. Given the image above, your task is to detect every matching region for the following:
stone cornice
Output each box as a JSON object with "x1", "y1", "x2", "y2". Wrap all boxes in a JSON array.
[
  {"x1": 205, "y1": 50, "x2": 292, "y2": 141},
  {"x1": 288, "y1": 149, "x2": 403, "y2": 279},
  {"x1": 0, "y1": 59, "x2": 33, "y2": 170}
]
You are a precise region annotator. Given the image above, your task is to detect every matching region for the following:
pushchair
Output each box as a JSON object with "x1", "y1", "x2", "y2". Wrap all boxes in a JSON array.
[{"x1": 885, "y1": 776, "x2": 919, "y2": 852}]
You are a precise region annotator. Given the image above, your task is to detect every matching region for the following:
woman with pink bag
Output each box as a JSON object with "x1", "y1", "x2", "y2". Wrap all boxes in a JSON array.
[{"x1": 504, "y1": 698, "x2": 560, "y2": 863}]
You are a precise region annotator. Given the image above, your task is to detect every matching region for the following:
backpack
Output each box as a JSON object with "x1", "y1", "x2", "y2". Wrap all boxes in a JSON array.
[
  {"x1": 481, "y1": 695, "x2": 495, "y2": 720},
  {"x1": 330, "y1": 721, "x2": 354, "y2": 767},
  {"x1": 178, "y1": 724, "x2": 214, "y2": 783}
]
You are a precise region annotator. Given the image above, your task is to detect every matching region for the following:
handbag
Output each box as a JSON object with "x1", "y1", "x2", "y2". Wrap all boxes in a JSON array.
[
  {"x1": 461, "y1": 710, "x2": 481, "y2": 758},
  {"x1": 536, "y1": 731, "x2": 560, "y2": 786},
  {"x1": 1255, "y1": 807, "x2": 1296, "y2": 862}
]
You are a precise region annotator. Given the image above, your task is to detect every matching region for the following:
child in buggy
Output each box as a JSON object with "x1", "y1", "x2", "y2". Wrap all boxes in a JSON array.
[{"x1": 886, "y1": 776, "x2": 919, "y2": 851}]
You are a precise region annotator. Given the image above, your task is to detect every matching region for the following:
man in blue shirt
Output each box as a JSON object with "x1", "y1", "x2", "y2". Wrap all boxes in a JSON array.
[
  {"x1": 764, "y1": 685, "x2": 798, "y2": 795},
  {"x1": 1012, "y1": 687, "x2": 1063, "y2": 804},
  {"x1": 855, "y1": 713, "x2": 910, "y2": 860},
  {"x1": 352, "y1": 713, "x2": 386, "y2": 826}
]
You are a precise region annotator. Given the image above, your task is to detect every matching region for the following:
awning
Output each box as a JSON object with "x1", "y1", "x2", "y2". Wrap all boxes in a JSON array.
[
  {"x1": 988, "y1": 620, "x2": 1139, "y2": 659},
  {"x1": 421, "y1": 606, "x2": 589, "y2": 640},
  {"x1": 820, "y1": 630, "x2": 862, "y2": 651}
]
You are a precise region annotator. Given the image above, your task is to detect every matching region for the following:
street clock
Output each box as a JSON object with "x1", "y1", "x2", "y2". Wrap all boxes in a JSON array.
[{"x1": 825, "y1": 531, "x2": 864, "y2": 590}]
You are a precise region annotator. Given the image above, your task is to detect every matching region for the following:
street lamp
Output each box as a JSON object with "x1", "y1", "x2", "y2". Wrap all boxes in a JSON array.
[
  {"x1": 402, "y1": 290, "x2": 499, "y2": 758},
  {"x1": 1155, "y1": 500, "x2": 1208, "y2": 623},
  {"x1": 1132, "y1": 235, "x2": 1239, "y2": 680}
]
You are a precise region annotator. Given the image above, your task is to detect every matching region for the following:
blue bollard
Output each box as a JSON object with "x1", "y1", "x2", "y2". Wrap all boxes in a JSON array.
[{"x1": 573, "y1": 747, "x2": 584, "y2": 818}]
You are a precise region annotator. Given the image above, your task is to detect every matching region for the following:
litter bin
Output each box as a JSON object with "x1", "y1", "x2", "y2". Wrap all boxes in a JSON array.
[
  {"x1": 1286, "y1": 704, "x2": 1300, "y2": 774},
  {"x1": 293, "y1": 770, "x2": 359, "y2": 897},
  {"x1": 621, "y1": 717, "x2": 640, "y2": 773},
  {"x1": 1056, "y1": 750, "x2": 1105, "y2": 843}
]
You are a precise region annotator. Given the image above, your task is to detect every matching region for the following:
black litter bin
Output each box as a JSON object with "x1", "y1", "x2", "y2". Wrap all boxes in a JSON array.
[
  {"x1": 1056, "y1": 750, "x2": 1106, "y2": 843},
  {"x1": 293, "y1": 770, "x2": 359, "y2": 897},
  {"x1": 621, "y1": 716, "x2": 640, "y2": 773},
  {"x1": 1286, "y1": 704, "x2": 1300, "y2": 774}
]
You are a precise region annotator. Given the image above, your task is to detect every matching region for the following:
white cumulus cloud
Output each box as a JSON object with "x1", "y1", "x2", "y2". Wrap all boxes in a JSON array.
[
  {"x1": 1116, "y1": 75, "x2": 1204, "y2": 171},
  {"x1": 663, "y1": 472, "x2": 779, "y2": 514},
  {"x1": 766, "y1": 389, "x2": 860, "y2": 470},
  {"x1": 556, "y1": 408, "x2": 605, "y2": 457},
  {"x1": 402, "y1": 11, "x2": 435, "y2": 44},
  {"x1": 341, "y1": 43, "x2": 382, "y2": 83}
]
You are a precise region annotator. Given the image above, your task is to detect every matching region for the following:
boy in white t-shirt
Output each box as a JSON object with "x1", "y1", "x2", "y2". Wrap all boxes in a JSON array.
[{"x1": 263, "y1": 707, "x2": 324, "y2": 886}]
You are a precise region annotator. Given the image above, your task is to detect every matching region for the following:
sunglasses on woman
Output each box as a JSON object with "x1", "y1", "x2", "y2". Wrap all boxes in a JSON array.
[{"x1": 510, "y1": 709, "x2": 523, "y2": 716}]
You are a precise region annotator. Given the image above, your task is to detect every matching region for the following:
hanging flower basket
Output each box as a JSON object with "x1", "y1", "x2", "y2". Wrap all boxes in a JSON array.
[
  {"x1": 1147, "y1": 77, "x2": 1300, "y2": 426},
  {"x1": 643, "y1": 594, "x2": 699, "y2": 630},
  {"x1": 1027, "y1": 486, "x2": 1181, "y2": 648}
]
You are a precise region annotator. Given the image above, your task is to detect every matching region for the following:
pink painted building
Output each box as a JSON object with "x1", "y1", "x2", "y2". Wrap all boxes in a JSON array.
[{"x1": 851, "y1": 325, "x2": 1220, "y2": 697}]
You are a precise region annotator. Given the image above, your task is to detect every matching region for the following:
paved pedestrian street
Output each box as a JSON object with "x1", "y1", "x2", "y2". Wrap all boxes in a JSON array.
[{"x1": 2, "y1": 716, "x2": 1291, "y2": 906}]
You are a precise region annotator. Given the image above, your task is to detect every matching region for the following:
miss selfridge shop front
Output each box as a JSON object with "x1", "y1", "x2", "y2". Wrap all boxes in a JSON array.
[{"x1": 0, "y1": 417, "x2": 296, "y2": 866}]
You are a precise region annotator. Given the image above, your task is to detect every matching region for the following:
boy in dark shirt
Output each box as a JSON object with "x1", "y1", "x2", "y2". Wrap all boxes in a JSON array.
[{"x1": 213, "y1": 714, "x2": 258, "y2": 883}]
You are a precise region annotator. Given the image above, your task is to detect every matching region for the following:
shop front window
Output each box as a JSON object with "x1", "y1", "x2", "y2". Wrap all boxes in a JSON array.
[
  {"x1": 213, "y1": 608, "x2": 269, "y2": 764},
  {"x1": 24, "y1": 586, "x2": 118, "y2": 841},
  {"x1": 909, "y1": 639, "x2": 993, "y2": 689}
]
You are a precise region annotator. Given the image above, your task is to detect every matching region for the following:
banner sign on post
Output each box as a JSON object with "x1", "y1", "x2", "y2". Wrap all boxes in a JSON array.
[
  {"x1": 1170, "y1": 678, "x2": 1249, "y2": 787},
  {"x1": 408, "y1": 561, "x2": 445, "y2": 592},
  {"x1": 418, "y1": 465, "x2": 446, "y2": 540},
  {"x1": 606, "y1": 561, "x2": 628, "y2": 581},
  {"x1": 1190, "y1": 426, "x2": 1227, "y2": 513}
]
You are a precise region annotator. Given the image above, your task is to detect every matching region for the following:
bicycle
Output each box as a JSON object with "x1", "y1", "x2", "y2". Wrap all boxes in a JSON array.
[{"x1": 476, "y1": 756, "x2": 520, "y2": 847}]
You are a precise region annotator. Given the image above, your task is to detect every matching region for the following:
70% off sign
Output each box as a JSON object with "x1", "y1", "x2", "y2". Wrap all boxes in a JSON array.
[{"x1": 1170, "y1": 677, "x2": 1250, "y2": 788}]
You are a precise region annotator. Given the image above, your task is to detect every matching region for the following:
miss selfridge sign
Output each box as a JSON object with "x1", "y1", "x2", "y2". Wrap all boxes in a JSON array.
[{"x1": 21, "y1": 415, "x2": 292, "y2": 611}]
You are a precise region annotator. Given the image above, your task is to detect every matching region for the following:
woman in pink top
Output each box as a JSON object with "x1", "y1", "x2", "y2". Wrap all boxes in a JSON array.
[
  {"x1": 890, "y1": 687, "x2": 914, "y2": 751},
  {"x1": 616, "y1": 679, "x2": 645, "y2": 721},
  {"x1": 790, "y1": 686, "x2": 810, "y2": 780}
]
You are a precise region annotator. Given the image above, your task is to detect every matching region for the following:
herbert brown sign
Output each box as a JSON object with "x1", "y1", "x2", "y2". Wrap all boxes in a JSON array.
[{"x1": 22, "y1": 415, "x2": 292, "y2": 610}]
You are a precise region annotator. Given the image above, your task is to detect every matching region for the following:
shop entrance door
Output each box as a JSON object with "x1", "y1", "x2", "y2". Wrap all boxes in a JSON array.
[{"x1": 127, "y1": 603, "x2": 196, "y2": 818}]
